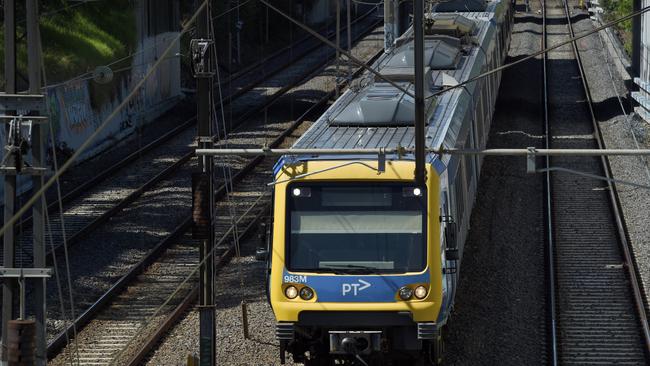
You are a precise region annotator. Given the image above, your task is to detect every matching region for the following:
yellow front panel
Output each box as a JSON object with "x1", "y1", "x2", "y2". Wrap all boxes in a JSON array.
[{"x1": 270, "y1": 159, "x2": 442, "y2": 323}]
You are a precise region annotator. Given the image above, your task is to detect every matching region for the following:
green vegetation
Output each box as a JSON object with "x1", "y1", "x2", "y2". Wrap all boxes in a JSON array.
[
  {"x1": 0, "y1": 0, "x2": 136, "y2": 86},
  {"x1": 601, "y1": 0, "x2": 633, "y2": 55}
]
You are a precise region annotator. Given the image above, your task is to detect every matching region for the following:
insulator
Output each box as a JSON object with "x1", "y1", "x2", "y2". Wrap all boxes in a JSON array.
[
  {"x1": 7, "y1": 319, "x2": 36, "y2": 366},
  {"x1": 192, "y1": 172, "x2": 211, "y2": 239}
]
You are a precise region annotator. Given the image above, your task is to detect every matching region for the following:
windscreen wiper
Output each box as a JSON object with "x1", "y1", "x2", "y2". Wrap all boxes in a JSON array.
[{"x1": 319, "y1": 264, "x2": 379, "y2": 274}]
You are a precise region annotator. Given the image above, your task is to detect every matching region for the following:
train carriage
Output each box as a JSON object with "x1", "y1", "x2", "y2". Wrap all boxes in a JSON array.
[{"x1": 263, "y1": 1, "x2": 514, "y2": 364}]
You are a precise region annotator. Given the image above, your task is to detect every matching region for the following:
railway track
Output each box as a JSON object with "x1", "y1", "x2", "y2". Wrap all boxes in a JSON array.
[
  {"x1": 1, "y1": 5, "x2": 379, "y2": 268},
  {"x1": 46, "y1": 24, "x2": 383, "y2": 366},
  {"x1": 0, "y1": 3, "x2": 380, "y2": 354},
  {"x1": 542, "y1": 0, "x2": 650, "y2": 363}
]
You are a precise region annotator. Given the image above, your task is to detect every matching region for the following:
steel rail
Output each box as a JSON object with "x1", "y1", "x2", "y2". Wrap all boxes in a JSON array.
[
  {"x1": 541, "y1": 1, "x2": 559, "y2": 364},
  {"x1": 543, "y1": 0, "x2": 650, "y2": 362},
  {"x1": 124, "y1": 48, "x2": 386, "y2": 366},
  {"x1": 220, "y1": 5, "x2": 378, "y2": 93},
  {"x1": 45, "y1": 93, "x2": 316, "y2": 360},
  {"x1": 6, "y1": 14, "x2": 382, "y2": 270},
  {"x1": 47, "y1": 87, "x2": 328, "y2": 363},
  {"x1": 46, "y1": 41, "x2": 385, "y2": 362},
  {"x1": 123, "y1": 203, "x2": 268, "y2": 366},
  {"x1": 217, "y1": 6, "x2": 379, "y2": 107},
  {"x1": 4, "y1": 5, "x2": 378, "y2": 240},
  {"x1": 561, "y1": 0, "x2": 650, "y2": 355}
]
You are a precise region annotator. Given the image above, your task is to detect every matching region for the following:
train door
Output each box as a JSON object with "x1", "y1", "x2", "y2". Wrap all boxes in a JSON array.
[{"x1": 440, "y1": 185, "x2": 458, "y2": 311}]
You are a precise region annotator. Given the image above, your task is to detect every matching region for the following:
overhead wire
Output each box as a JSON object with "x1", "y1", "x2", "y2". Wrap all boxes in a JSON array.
[
  {"x1": 108, "y1": 190, "x2": 269, "y2": 366},
  {"x1": 44, "y1": 0, "x2": 252, "y2": 90},
  {"x1": 6, "y1": 0, "x2": 649, "y2": 243},
  {"x1": 593, "y1": 16, "x2": 650, "y2": 187},
  {"x1": 38, "y1": 17, "x2": 81, "y2": 365},
  {"x1": 0, "y1": 0, "x2": 209, "y2": 245},
  {"x1": 209, "y1": 6, "x2": 242, "y2": 262},
  {"x1": 424, "y1": 5, "x2": 650, "y2": 100},
  {"x1": 100, "y1": 4, "x2": 210, "y2": 363},
  {"x1": 43, "y1": 201, "x2": 77, "y2": 366}
]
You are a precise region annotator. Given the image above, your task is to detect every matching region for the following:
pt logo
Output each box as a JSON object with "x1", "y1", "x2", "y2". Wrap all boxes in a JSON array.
[{"x1": 342, "y1": 279, "x2": 371, "y2": 296}]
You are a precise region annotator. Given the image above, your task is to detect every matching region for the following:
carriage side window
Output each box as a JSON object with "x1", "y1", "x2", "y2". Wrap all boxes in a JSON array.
[
  {"x1": 454, "y1": 161, "x2": 465, "y2": 230},
  {"x1": 482, "y1": 83, "x2": 490, "y2": 122},
  {"x1": 464, "y1": 137, "x2": 474, "y2": 189}
]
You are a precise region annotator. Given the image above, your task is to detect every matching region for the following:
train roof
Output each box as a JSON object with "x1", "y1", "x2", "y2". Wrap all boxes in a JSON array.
[{"x1": 288, "y1": 1, "x2": 508, "y2": 164}]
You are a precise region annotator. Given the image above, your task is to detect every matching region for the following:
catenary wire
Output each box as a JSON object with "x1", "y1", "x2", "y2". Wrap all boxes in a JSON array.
[
  {"x1": 0, "y1": 0, "x2": 210, "y2": 245},
  {"x1": 593, "y1": 16, "x2": 650, "y2": 186},
  {"x1": 108, "y1": 191, "x2": 268, "y2": 365},
  {"x1": 45, "y1": 0, "x2": 252, "y2": 89},
  {"x1": 38, "y1": 20, "x2": 81, "y2": 365}
]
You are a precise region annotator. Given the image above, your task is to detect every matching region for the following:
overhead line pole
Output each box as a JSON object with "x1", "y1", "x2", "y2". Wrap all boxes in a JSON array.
[
  {"x1": 414, "y1": 0, "x2": 426, "y2": 185},
  {"x1": 2, "y1": 1, "x2": 17, "y2": 364},
  {"x1": 194, "y1": 1, "x2": 216, "y2": 365},
  {"x1": 347, "y1": 0, "x2": 352, "y2": 80},
  {"x1": 26, "y1": 0, "x2": 47, "y2": 364}
]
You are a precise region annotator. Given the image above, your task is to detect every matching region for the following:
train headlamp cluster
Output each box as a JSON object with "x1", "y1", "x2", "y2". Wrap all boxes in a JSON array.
[
  {"x1": 398, "y1": 286, "x2": 413, "y2": 300},
  {"x1": 299, "y1": 287, "x2": 314, "y2": 300},
  {"x1": 397, "y1": 285, "x2": 428, "y2": 300},
  {"x1": 414, "y1": 285, "x2": 428, "y2": 299},
  {"x1": 292, "y1": 187, "x2": 311, "y2": 197},
  {"x1": 284, "y1": 285, "x2": 298, "y2": 299},
  {"x1": 284, "y1": 285, "x2": 315, "y2": 300},
  {"x1": 402, "y1": 187, "x2": 424, "y2": 197}
]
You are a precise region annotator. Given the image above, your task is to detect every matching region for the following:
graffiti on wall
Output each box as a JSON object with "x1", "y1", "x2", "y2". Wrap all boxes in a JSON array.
[
  {"x1": 51, "y1": 80, "x2": 95, "y2": 135},
  {"x1": 44, "y1": 32, "x2": 181, "y2": 163}
]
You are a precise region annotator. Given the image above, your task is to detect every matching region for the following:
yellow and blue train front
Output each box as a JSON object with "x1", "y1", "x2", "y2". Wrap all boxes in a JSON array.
[{"x1": 269, "y1": 160, "x2": 443, "y2": 361}]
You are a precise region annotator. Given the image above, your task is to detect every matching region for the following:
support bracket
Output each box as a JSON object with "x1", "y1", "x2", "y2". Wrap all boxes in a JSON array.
[
  {"x1": 0, "y1": 268, "x2": 52, "y2": 278},
  {"x1": 527, "y1": 146, "x2": 537, "y2": 174},
  {"x1": 0, "y1": 93, "x2": 45, "y2": 111}
]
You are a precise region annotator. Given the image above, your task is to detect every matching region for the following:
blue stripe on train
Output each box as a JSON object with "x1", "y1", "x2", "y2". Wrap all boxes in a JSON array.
[{"x1": 283, "y1": 269, "x2": 430, "y2": 302}]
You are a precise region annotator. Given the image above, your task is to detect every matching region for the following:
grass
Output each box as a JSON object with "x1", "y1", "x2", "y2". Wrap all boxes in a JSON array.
[
  {"x1": 0, "y1": 0, "x2": 136, "y2": 86},
  {"x1": 601, "y1": 0, "x2": 633, "y2": 55}
]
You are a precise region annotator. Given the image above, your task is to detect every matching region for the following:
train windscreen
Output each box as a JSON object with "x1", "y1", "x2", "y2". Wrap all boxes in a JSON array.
[{"x1": 286, "y1": 183, "x2": 427, "y2": 274}]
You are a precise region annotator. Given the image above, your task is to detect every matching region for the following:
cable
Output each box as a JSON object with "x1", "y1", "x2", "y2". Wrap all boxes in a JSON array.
[
  {"x1": 16, "y1": 0, "x2": 90, "y2": 24},
  {"x1": 38, "y1": 21, "x2": 81, "y2": 366},
  {"x1": 43, "y1": 201, "x2": 76, "y2": 366},
  {"x1": 593, "y1": 16, "x2": 650, "y2": 186},
  {"x1": 0, "y1": 0, "x2": 210, "y2": 245},
  {"x1": 209, "y1": 12, "x2": 242, "y2": 261},
  {"x1": 425, "y1": 5, "x2": 650, "y2": 101},
  {"x1": 260, "y1": 0, "x2": 413, "y2": 96},
  {"x1": 46, "y1": 0, "x2": 254, "y2": 90},
  {"x1": 108, "y1": 191, "x2": 270, "y2": 365}
]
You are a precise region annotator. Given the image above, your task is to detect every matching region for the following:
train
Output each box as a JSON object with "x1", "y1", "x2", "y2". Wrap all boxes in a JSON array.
[{"x1": 261, "y1": 0, "x2": 514, "y2": 364}]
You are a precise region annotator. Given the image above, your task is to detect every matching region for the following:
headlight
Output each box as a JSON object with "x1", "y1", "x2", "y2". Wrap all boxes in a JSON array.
[
  {"x1": 285, "y1": 285, "x2": 298, "y2": 299},
  {"x1": 299, "y1": 286, "x2": 314, "y2": 300},
  {"x1": 398, "y1": 286, "x2": 413, "y2": 300},
  {"x1": 414, "y1": 285, "x2": 428, "y2": 299}
]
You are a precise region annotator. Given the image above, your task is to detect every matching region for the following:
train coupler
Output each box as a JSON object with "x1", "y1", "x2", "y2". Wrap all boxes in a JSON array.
[{"x1": 329, "y1": 330, "x2": 381, "y2": 355}]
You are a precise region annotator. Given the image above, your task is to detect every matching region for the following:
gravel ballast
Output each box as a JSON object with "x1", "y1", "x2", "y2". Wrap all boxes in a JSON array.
[
  {"x1": 572, "y1": 6, "x2": 650, "y2": 316},
  {"x1": 445, "y1": 2, "x2": 547, "y2": 364}
]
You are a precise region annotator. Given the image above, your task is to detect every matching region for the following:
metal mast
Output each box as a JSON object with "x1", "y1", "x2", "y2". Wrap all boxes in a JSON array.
[
  {"x1": 414, "y1": 0, "x2": 426, "y2": 185},
  {"x1": 384, "y1": 0, "x2": 396, "y2": 51},
  {"x1": 26, "y1": 1, "x2": 47, "y2": 362},
  {"x1": 1, "y1": 1, "x2": 18, "y2": 363},
  {"x1": 191, "y1": 1, "x2": 216, "y2": 365},
  {"x1": 1, "y1": 1, "x2": 51, "y2": 364}
]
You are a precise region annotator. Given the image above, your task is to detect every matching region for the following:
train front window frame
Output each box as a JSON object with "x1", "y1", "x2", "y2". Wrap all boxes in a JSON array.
[{"x1": 285, "y1": 182, "x2": 428, "y2": 274}]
